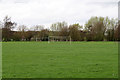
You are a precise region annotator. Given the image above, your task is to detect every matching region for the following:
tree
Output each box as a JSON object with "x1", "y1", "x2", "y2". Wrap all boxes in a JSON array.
[
  {"x1": 2, "y1": 16, "x2": 17, "y2": 41},
  {"x1": 118, "y1": 22, "x2": 120, "y2": 41},
  {"x1": 59, "y1": 26, "x2": 69, "y2": 36},
  {"x1": 85, "y1": 17, "x2": 106, "y2": 41},
  {"x1": 50, "y1": 21, "x2": 67, "y2": 31},
  {"x1": 116, "y1": 20, "x2": 120, "y2": 41},
  {"x1": 17, "y1": 25, "x2": 28, "y2": 32},
  {"x1": 50, "y1": 21, "x2": 68, "y2": 37},
  {"x1": 104, "y1": 18, "x2": 118, "y2": 41},
  {"x1": 39, "y1": 29, "x2": 49, "y2": 41},
  {"x1": 30, "y1": 25, "x2": 44, "y2": 41},
  {"x1": 34, "y1": 25, "x2": 44, "y2": 31},
  {"x1": 25, "y1": 31, "x2": 34, "y2": 41},
  {"x1": 3, "y1": 16, "x2": 16, "y2": 30},
  {"x1": 69, "y1": 24, "x2": 82, "y2": 41},
  {"x1": 0, "y1": 21, "x2": 2, "y2": 41},
  {"x1": 17, "y1": 25, "x2": 28, "y2": 41}
]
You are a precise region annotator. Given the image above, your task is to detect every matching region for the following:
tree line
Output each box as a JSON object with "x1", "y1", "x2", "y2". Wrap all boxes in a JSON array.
[{"x1": 0, "y1": 16, "x2": 120, "y2": 41}]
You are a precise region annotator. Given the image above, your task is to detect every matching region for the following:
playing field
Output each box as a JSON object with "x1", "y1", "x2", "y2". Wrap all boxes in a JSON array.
[{"x1": 2, "y1": 42, "x2": 118, "y2": 78}]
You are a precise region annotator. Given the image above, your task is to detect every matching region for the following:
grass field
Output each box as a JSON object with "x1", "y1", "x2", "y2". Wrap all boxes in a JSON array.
[{"x1": 2, "y1": 42, "x2": 118, "y2": 78}]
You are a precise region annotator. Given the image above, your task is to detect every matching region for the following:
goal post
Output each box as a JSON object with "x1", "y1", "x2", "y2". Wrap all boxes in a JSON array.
[{"x1": 48, "y1": 36, "x2": 72, "y2": 44}]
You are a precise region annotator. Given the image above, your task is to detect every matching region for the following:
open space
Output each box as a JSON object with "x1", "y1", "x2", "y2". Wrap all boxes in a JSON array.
[{"x1": 2, "y1": 42, "x2": 118, "y2": 78}]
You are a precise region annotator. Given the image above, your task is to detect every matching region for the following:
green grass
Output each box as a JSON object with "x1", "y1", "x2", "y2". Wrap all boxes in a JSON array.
[{"x1": 2, "y1": 42, "x2": 118, "y2": 78}]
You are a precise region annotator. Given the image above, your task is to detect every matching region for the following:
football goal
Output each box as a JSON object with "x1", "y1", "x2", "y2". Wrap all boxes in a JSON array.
[{"x1": 48, "y1": 36, "x2": 72, "y2": 43}]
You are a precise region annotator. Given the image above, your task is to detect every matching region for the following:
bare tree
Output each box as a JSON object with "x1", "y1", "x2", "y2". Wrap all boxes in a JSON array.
[
  {"x1": 50, "y1": 21, "x2": 67, "y2": 31},
  {"x1": 17, "y1": 25, "x2": 28, "y2": 41},
  {"x1": 34, "y1": 25, "x2": 44, "y2": 31},
  {"x1": 17, "y1": 25, "x2": 28, "y2": 32}
]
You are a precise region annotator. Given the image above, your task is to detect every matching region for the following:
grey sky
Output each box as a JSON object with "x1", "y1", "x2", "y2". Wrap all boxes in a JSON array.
[{"x1": 0, "y1": 0, "x2": 119, "y2": 29}]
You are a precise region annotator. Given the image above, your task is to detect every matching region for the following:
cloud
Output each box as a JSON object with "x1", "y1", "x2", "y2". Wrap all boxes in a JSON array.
[{"x1": 0, "y1": 0, "x2": 118, "y2": 29}]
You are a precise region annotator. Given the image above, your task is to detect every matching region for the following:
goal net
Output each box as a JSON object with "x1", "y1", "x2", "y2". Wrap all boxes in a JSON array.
[{"x1": 48, "y1": 36, "x2": 71, "y2": 42}]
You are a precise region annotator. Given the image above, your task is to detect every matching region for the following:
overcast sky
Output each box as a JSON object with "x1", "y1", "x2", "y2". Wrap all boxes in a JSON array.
[{"x1": 0, "y1": 0, "x2": 119, "y2": 29}]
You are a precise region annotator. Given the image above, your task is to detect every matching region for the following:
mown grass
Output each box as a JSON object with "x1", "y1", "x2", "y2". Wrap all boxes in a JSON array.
[{"x1": 2, "y1": 42, "x2": 118, "y2": 78}]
